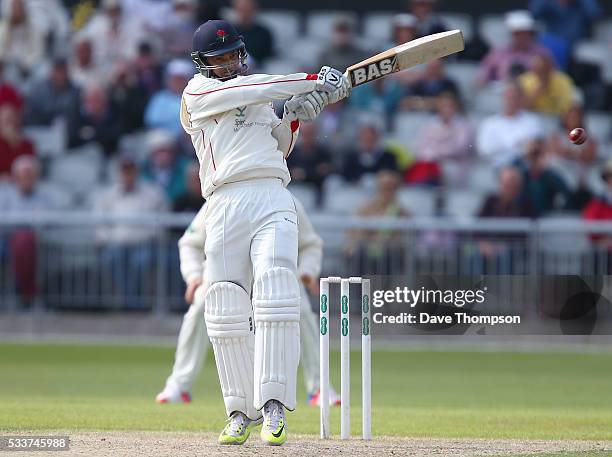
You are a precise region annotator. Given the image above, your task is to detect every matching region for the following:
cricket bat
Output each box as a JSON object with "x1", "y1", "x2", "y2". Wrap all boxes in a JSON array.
[{"x1": 345, "y1": 30, "x2": 465, "y2": 88}]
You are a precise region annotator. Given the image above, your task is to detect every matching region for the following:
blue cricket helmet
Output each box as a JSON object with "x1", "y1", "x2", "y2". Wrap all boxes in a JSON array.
[{"x1": 191, "y1": 20, "x2": 248, "y2": 80}]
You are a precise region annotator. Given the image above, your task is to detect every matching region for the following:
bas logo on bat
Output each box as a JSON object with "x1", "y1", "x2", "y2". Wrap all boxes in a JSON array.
[{"x1": 350, "y1": 57, "x2": 396, "y2": 87}]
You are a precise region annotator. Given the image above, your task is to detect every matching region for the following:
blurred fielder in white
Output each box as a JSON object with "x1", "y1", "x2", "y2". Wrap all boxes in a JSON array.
[{"x1": 156, "y1": 197, "x2": 341, "y2": 407}]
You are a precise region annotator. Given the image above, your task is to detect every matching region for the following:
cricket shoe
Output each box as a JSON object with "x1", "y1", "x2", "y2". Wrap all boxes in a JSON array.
[
  {"x1": 260, "y1": 400, "x2": 287, "y2": 446},
  {"x1": 307, "y1": 387, "x2": 341, "y2": 407},
  {"x1": 155, "y1": 382, "x2": 191, "y2": 404},
  {"x1": 218, "y1": 411, "x2": 262, "y2": 445}
]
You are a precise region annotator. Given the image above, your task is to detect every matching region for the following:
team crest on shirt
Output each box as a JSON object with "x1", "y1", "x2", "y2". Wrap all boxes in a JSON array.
[
  {"x1": 232, "y1": 105, "x2": 267, "y2": 132},
  {"x1": 234, "y1": 106, "x2": 247, "y2": 128}
]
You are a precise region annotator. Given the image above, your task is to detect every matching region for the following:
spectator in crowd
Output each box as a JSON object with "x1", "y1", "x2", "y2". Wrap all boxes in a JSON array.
[
  {"x1": 317, "y1": 15, "x2": 369, "y2": 75},
  {"x1": 196, "y1": 0, "x2": 222, "y2": 23},
  {"x1": 134, "y1": 42, "x2": 163, "y2": 98},
  {"x1": 514, "y1": 137, "x2": 569, "y2": 216},
  {"x1": 0, "y1": 156, "x2": 50, "y2": 307},
  {"x1": 407, "y1": 0, "x2": 448, "y2": 37},
  {"x1": 95, "y1": 150, "x2": 168, "y2": 309},
  {"x1": 0, "y1": 155, "x2": 49, "y2": 212},
  {"x1": 0, "y1": 0, "x2": 44, "y2": 79},
  {"x1": 141, "y1": 130, "x2": 190, "y2": 204},
  {"x1": 477, "y1": 82, "x2": 542, "y2": 168},
  {"x1": 153, "y1": 0, "x2": 198, "y2": 61},
  {"x1": 27, "y1": 0, "x2": 70, "y2": 57},
  {"x1": 0, "y1": 103, "x2": 34, "y2": 178},
  {"x1": 108, "y1": 60, "x2": 147, "y2": 134},
  {"x1": 287, "y1": 122, "x2": 334, "y2": 205},
  {"x1": 172, "y1": 160, "x2": 203, "y2": 212},
  {"x1": 346, "y1": 170, "x2": 409, "y2": 274},
  {"x1": 80, "y1": 0, "x2": 147, "y2": 64},
  {"x1": 70, "y1": 37, "x2": 104, "y2": 89},
  {"x1": 401, "y1": 59, "x2": 461, "y2": 111},
  {"x1": 314, "y1": 97, "x2": 353, "y2": 152},
  {"x1": 349, "y1": 77, "x2": 404, "y2": 121},
  {"x1": 519, "y1": 54, "x2": 575, "y2": 115},
  {"x1": 389, "y1": 14, "x2": 423, "y2": 86},
  {"x1": 584, "y1": 159, "x2": 612, "y2": 221},
  {"x1": 0, "y1": 60, "x2": 22, "y2": 109},
  {"x1": 72, "y1": 83, "x2": 123, "y2": 156},
  {"x1": 583, "y1": 160, "x2": 612, "y2": 254},
  {"x1": 391, "y1": 13, "x2": 419, "y2": 46},
  {"x1": 410, "y1": 93, "x2": 474, "y2": 186},
  {"x1": 474, "y1": 167, "x2": 535, "y2": 273},
  {"x1": 25, "y1": 58, "x2": 80, "y2": 135},
  {"x1": 479, "y1": 167, "x2": 535, "y2": 219},
  {"x1": 144, "y1": 59, "x2": 193, "y2": 139},
  {"x1": 529, "y1": 0, "x2": 601, "y2": 49},
  {"x1": 341, "y1": 120, "x2": 398, "y2": 183},
  {"x1": 546, "y1": 105, "x2": 597, "y2": 209},
  {"x1": 231, "y1": 0, "x2": 274, "y2": 67},
  {"x1": 477, "y1": 11, "x2": 552, "y2": 85}
]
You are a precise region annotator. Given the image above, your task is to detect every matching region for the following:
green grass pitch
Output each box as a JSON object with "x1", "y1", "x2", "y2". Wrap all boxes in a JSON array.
[{"x1": 0, "y1": 342, "x2": 611, "y2": 439}]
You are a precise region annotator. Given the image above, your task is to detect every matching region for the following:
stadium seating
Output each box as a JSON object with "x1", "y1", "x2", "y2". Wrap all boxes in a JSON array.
[
  {"x1": 573, "y1": 40, "x2": 612, "y2": 83},
  {"x1": 323, "y1": 182, "x2": 372, "y2": 214},
  {"x1": 397, "y1": 187, "x2": 437, "y2": 217},
  {"x1": 23, "y1": 123, "x2": 66, "y2": 158},
  {"x1": 392, "y1": 112, "x2": 435, "y2": 151},
  {"x1": 444, "y1": 188, "x2": 486, "y2": 218},
  {"x1": 539, "y1": 215, "x2": 591, "y2": 274},
  {"x1": 263, "y1": 58, "x2": 302, "y2": 75},
  {"x1": 305, "y1": 10, "x2": 359, "y2": 39},
  {"x1": 48, "y1": 145, "x2": 103, "y2": 200},
  {"x1": 362, "y1": 12, "x2": 395, "y2": 43},
  {"x1": 116, "y1": 132, "x2": 150, "y2": 165},
  {"x1": 282, "y1": 37, "x2": 323, "y2": 67},
  {"x1": 585, "y1": 112, "x2": 612, "y2": 144},
  {"x1": 439, "y1": 13, "x2": 473, "y2": 42},
  {"x1": 287, "y1": 183, "x2": 318, "y2": 211},
  {"x1": 258, "y1": 9, "x2": 302, "y2": 52},
  {"x1": 38, "y1": 181, "x2": 75, "y2": 210},
  {"x1": 479, "y1": 15, "x2": 509, "y2": 48},
  {"x1": 472, "y1": 85, "x2": 503, "y2": 115},
  {"x1": 466, "y1": 162, "x2": 498, "y2": 193},
  {"x1": 445, "y1": 62, "x2": 479, "y2": 104}
]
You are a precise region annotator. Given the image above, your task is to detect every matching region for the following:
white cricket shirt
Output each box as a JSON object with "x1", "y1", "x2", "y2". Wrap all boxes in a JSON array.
[{"x1": 181, "y1": 72, "x2": 317, "y2": 197}]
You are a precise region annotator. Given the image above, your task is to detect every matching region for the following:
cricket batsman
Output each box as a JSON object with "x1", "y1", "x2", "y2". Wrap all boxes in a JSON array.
[
  {"x1": 180, "y1": 19, "x2": 350, "y2": 445},
  {"x1": 155, "y1": 196, "x2": 341, "y2": 408}
]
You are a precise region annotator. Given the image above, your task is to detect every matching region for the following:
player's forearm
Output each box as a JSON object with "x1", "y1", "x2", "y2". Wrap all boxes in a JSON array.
[
  {"x1": 298, "y1": 247, "x2": 323, "y2": 279},
  {"x1": 298, "y1": 235, "x2": 323, "y2": 279},
  {"x1": 272, "y1": 115, "x2": 300, "y2": 158}
]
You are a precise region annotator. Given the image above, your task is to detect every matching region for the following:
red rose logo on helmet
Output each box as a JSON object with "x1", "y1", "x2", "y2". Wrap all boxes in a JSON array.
[{"x1": 216, "y1": 29, "x2": 228, "y2": 43}]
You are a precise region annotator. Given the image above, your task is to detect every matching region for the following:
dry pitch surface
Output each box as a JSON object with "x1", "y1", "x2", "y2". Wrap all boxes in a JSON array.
[{"x1": 32, "y1": 432, "x2": 611, "y2": 457}]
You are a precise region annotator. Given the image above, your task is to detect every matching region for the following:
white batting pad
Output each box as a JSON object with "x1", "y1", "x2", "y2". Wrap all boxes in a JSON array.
[
  {"x1": 204, "y1": 281, "x2": 259, "y2": 420},
  {"x1": 252, "y1": 267, "x2": 301, "y2": 410}
]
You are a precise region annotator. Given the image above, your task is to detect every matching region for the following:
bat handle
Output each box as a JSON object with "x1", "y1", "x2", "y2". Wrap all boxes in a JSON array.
[{"x1": 343, "y1": 70, "x2": 353, "y2": 89}]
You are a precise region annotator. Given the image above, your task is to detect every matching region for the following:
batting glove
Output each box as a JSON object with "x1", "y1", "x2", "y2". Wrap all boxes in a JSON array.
[
  {"x1": 289, "y1": 91, "x2": 331, "y2": 121},
  {"x1": 316, "y1": 66, "x2": 351, "y2": 101}
]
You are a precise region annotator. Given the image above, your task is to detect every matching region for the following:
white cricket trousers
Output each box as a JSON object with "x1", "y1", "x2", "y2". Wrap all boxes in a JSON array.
[
  {"x1": 204, "y1": 177, "x2": 301, "y2": 411},
  {"x1": 203, "y1": 178, "x2": 298, "y2": 290}
]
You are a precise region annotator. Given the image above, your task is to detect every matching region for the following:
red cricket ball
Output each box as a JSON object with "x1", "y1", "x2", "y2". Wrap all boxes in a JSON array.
[{"x1": 569, "y1": 127, "x2": 587, "y2": 145}]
